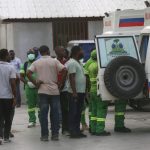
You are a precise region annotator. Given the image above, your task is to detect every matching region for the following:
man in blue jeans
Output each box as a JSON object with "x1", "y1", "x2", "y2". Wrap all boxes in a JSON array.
[
  {"x1": 67, "y1": 46, "x2": 87, "y2": 138},
  {"x1": 27, "y1": 45, "x2": 67, "y2": 141}
]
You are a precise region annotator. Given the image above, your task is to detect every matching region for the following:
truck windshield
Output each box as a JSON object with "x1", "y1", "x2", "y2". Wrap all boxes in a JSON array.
[{"x1": 97, "y1": 36, "x2": 139, "y2": 68}]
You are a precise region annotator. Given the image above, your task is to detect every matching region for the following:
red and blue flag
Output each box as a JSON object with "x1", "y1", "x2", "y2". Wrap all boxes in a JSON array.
[{"x1": 119, "y1": 18, "x2": 144, "y2": 27}]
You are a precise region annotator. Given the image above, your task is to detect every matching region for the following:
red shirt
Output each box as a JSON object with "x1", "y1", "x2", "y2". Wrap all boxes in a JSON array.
[{"x1": 57, "y1": 58, "x2": 67, "y2": 82}]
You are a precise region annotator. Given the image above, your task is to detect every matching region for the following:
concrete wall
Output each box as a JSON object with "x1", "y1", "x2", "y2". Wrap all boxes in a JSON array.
[
  {"x1": 88, "y1": 20, "x2": 103, "y2": 40},
  {"x1": 0, "y1": 22, "x2": 53, "y2": 62},
  {"x1": 13, "y1": 22, "x2": 53, "y2": 62}
]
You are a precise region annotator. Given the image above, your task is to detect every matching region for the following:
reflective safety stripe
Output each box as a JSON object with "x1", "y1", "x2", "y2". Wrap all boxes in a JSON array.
[
  {"x1": 20, "y1": 70, "x2": 25, "y2": 74},
  {"x1": 115, "y1": 112, "x2": 125, "y2": 116},
  {"x1": 28, "y1": 108, "x2": 36, "y2": 112},
  {"x1": 91, "y1": 117, "x2": 97, "y2": 121},
  {"x1": 97, "y1": 118, "x2": 105, "y2": 122},
  {"x1": 90, "y1": 78, "x2": 97, "y2": 82}
]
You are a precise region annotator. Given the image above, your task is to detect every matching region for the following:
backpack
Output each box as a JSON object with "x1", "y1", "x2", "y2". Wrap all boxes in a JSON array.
[
  {"x1": 24, "y1": 61, "x2": 28, "y2": 76},
  {"x1": 23, "y1": 61, "x2": 28, "y2": 89}
]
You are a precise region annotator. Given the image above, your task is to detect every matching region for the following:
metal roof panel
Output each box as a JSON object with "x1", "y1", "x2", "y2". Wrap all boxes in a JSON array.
[{"x1": 0, "y1": 0, "x2": 146, "y2": 19}]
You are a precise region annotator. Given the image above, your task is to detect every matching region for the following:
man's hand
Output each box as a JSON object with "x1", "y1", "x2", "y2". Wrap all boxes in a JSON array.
[
  {"x1": 72, "y1": 92, "x2": 78, "y2": 102},
  {"x1": 13, "y1": 98, "x2": 16, "y2": 107},
  {"x1": 35, "y1": 80, "x2": 43, "y2": 89}
]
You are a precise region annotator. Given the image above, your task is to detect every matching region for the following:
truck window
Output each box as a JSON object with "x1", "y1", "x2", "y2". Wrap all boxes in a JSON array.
[
  {"x1": 97, "y1": 36, "x2": 139, "y2": 68},
  {"x1": 140, "y1": 35, "x2": 149, "y2": 63},
  {"x1": 79, "y1": 43, "x2": 95, "y2": 63}
]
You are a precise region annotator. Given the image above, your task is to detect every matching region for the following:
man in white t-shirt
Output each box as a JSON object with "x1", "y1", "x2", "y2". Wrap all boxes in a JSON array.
[
  {"x1": 27, "y1": 46, "x2": 67, "y2": 142},
  {"x1": 0, "y1": 49, "x2": 16, "y2": 145}
]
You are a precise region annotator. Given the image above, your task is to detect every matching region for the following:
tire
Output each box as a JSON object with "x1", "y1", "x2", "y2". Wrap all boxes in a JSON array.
[{"x1": 104, "y1": 56, "x2": 146, "y2": 99}]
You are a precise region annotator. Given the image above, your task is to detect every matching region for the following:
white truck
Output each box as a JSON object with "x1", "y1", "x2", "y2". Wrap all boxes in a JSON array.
[{"x1": 96, "y1": 8, "x2": 150, "y2": 111}]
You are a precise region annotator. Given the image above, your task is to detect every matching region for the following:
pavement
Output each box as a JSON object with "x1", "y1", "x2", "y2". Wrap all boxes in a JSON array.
[{"x1": 1, "y1": 105, "x2": 150, "y2": 150}]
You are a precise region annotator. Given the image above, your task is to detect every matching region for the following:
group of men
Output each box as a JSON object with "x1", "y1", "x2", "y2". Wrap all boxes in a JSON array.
[{"x1": 0, "y1": 45, "x2": 131, "y2": 145}]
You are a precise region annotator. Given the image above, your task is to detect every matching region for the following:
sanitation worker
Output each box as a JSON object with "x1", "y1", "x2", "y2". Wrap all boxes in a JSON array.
[
  {"x1": 85, "y1": 50, "x2": 110, "y2": 136},
  {"x1": 86, "y1": 50, "x2": 131, "y2": 135},
  {"x1": 20, "y1": 50, "x2": 39, "y2": 128}
]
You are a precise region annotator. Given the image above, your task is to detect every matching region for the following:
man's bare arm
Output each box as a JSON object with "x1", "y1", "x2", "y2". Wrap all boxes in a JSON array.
[
  {"x1": 27, "y1": 70, "x2": 43, "y2": 88},
  {"x1": 59, "y1": 68, "x2": 67, "y2": 90},
  {"x1": 27, "y1": 70, "x2": 37, "y2": 85},
  {"x1": 10, "y1": 78, "x2": 17, "y2": 107},
  {"x1": 20, "y1": 73, "x2": 27, "y2": 84},
  {"x1": 69, "y1": 73, "x2": 77, "y2": 98}
]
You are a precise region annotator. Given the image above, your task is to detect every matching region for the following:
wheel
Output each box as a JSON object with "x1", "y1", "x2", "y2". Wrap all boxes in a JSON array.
[{"x1": 104, "y1": 56, "x2": 146, "y2": 99}]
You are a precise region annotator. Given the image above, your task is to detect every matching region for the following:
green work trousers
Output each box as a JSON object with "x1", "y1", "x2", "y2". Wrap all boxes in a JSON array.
[
  {"x1": 90, "y1": 92, "x2": 127, "y2": 133},
  {"x1": 115, "y1": 100, "x2": 127, "y2": 128},
  {"x1": 90, "y1": 92, "x2": 108, "y2": 133},
  {"x1": 25, "y1": 87, "x2": 39, "y2": 123}
]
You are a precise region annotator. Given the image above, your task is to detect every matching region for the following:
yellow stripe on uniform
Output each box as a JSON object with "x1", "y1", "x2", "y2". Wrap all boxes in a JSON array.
[
  {"x1": 90, "y1": 78, "x2": 97, "y2": 82},
  {"x1": 90, "y1": 117, "x2": 97, "y2": 121},
  {"x1": 28, "y1": 108, "x2": 36, "y2": 112},
  {"x1": 97, "y1": 118, "x2": 105, "y2": 122},
  {"x1": 115, "y1": 112, "x2": 124, "y2": 116}
]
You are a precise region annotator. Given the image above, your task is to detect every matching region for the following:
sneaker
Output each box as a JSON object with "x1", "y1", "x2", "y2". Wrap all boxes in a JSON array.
[
  {"x1": 51, "y1": 135, "x2": 59, "y2": 141},
  {"x1": 40, "y1": 136, "x2": 49, "y2": 142},
  {"x1": 28, "y1": 122, "x2": 36, "y2": 128},
  {"x1": 114, "y1": 127, "x2": 131, "y2": 133},
  {"x1": 10, "y1": 132, "x2": 14, "y2": 138},
  {"x1": 4, "y1": 139, "x2": 11, "y2": 143},
  {"x1": 95, "y1": 131, "x2": 111, "y2": 136}
]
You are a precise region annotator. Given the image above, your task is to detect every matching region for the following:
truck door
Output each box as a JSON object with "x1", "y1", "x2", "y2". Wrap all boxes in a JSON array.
[{"x1": 139, "y1": 35, "x2": 149, "y2": 63}]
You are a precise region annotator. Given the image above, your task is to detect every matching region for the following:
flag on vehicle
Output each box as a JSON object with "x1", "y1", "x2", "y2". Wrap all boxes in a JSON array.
[{"x1": 119, "y1": 18, "x2": 144, "y2": 27}]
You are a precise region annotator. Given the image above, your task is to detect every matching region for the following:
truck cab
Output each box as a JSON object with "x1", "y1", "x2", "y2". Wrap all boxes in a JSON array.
[{"x1": 67, "y1": 40, "x2": 95, "y2": 64}]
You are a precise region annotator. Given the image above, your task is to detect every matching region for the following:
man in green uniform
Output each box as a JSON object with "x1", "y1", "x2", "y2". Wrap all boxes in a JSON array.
[
  {"x1": 85, "y1": 50, "x2": 110, "y2": 136},
  {"x1": 80, "y1": 55, "x2": 94, "y2": 131},
  {"x1": 20, "y1": 51, "x2": 39, "y2": 128},
  {"x1": 85, "y1": 50, "x2": 131, "y2": 136}
]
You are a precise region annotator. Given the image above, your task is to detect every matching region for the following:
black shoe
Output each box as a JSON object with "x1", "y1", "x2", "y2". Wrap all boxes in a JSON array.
[
  {"x1": 40, "y1": 136, "x2": 49, "y2": 142},
  {"x1": 114, "y1": 127, "x2": 131, "y2": 133},
  {"x1": 4, "y1": 139, "x2": 11, "y2": 143},
  {"x1": 95, "y1": 131, "x2": 111, "y2": 136},
  {"x1": 79, "y1": 133, "x2": 87, "y2": 138},
  {"x1": 51, "y1": 135, "x2": 59, "y2": 141},
  {"x1": 10, "y1": 132, "x2": 14, "y2": 138},
  {"x1": 16, "y1": 105, "x2": 21, "y2": 108},
  {"x1": 90, "y1": 132, "x2": 96, "y2": 136},
  {"x1": 70, "y1": 133, "x2": 81, "y2": 139},
  {"x1": 70, "y1": 133, "x2": 87, "y2": 139},
  {"x1": 0, "y1": 138, "x2": 3, "y2": 145}
]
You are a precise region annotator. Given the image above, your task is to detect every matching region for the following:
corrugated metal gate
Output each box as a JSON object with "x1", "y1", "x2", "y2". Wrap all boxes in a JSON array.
[{"x1": 52, "y1": 21, "x2": 88, "y2": 48}]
